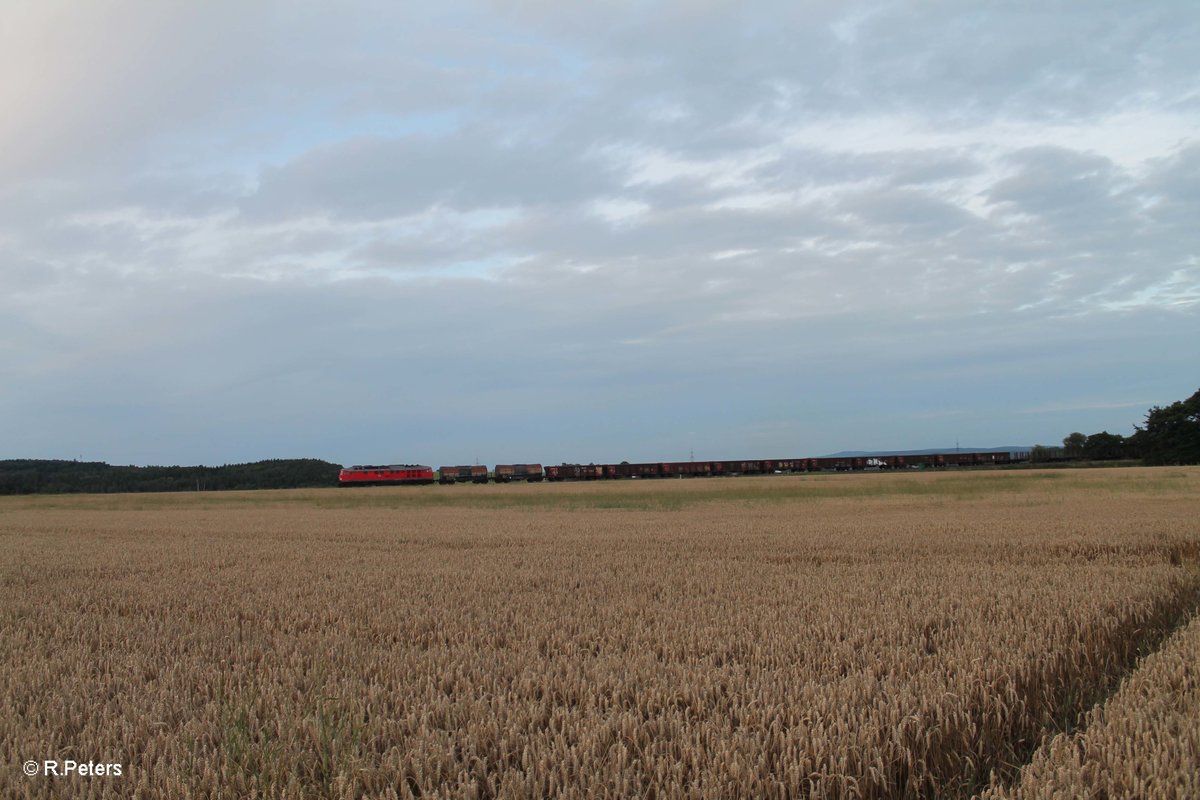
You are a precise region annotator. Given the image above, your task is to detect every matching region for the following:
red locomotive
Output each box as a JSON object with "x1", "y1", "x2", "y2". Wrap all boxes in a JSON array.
[{"x1": 338, "y1": 464, "x2": 435, "y2": 486}]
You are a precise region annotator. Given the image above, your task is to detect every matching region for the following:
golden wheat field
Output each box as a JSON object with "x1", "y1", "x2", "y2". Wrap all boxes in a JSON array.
[{"x1": 2, "y1": 467, "x2": 1199, "y2": 799}]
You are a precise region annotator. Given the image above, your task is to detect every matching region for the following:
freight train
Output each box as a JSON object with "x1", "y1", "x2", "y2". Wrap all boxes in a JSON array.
[{"x1": 338, "y1": 452, "x2": 1026, "y2": 486}]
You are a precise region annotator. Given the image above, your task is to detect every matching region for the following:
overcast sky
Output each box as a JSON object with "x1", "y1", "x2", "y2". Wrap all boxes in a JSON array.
[{"x1": 2, "y1": 1, "x2": 1197, "y2": 467}]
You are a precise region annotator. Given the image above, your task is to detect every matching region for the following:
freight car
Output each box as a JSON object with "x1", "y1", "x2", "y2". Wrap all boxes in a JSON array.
[
  {"x1": 338, "y1": 464, "x2": 435, "y2": 486},
  {"x1": 544, "y1": 464, "x2": 608, "y2": 480},
  {"x1": 493, "y1": 464, "x2": 545, "y2": 483},
  {"x1": 438, "y1": 465, "x2": 489, "y2": 485}
]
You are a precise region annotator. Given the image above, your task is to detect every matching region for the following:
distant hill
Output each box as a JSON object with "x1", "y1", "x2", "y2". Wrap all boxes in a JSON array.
[
  {"x1": 0, "y1": 459, "x2": 342, "y2": 495},
  {"x1": 820, "y1": 447, "x2": 1032, "y2": 458}
]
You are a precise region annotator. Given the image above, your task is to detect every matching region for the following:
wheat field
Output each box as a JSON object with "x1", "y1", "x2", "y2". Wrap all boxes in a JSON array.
[{"x1": 2, "y1": 467, "x2": 1198, "y2": 798}]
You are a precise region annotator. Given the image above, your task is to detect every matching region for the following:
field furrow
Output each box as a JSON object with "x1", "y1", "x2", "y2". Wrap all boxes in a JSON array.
[{"x1": 983, "y1": 611, "x2": 1200, "y2": 800}]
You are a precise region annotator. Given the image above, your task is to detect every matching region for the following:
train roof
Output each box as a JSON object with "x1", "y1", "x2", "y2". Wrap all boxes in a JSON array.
[{"x1": 344, "y1": 464, "x2": 431, "y2": 471}]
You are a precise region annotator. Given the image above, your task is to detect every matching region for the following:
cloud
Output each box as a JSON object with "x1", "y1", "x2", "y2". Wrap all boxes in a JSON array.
[
  {"x1": 1, "y1": 1, "x2": 1197, "y2": 465},
  {"x1": 241, "y1": 132, "x2": 618, "y2": 222},
  {"x1": 1018, "y1": 399, "x2": 1158, "y2": 416}
]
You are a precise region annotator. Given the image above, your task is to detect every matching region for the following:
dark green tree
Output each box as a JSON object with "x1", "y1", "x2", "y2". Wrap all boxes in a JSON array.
[
  {"x1": 1133, "y1": 389, "x2": 1200, "y2": 465},
  {"x1": 1082, "y1": 431, "x2": 1126, "y2": 460},
  {"x1": 1029, "y1": 445, "x2": 1057, "y2": 463},
  {"x1": 1062, "y1": 432, "x2": 1087, "y2": 457},
  {"x1": 0, "y1": 459, "x2": 343, "y2": 495}
]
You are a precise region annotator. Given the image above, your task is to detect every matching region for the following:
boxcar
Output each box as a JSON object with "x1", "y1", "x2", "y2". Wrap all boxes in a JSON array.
[
  {"x1": 437, "y1": 465, "x2": 489, "y2": 484},
  {"x1": 494, "y1": 464, "x2": 545, "y2": 483}
]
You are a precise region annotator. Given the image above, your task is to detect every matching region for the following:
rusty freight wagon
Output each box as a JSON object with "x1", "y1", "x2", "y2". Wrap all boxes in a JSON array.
[
  {"x1": 545, "y1": 464, "x2": 606, "y2": 480},
  {"x1": 437, "y1": 465, "x2": 490, "y2": 484},
  {"x1": 545, "y1": 464, "x2": 581, "y2": 482},
  {"x1": 494, "y1": 464, "x2": 545, "y2": 483},
  {"x1": 659, "y1": 461, "x2": 721, "y2": 477},
  {"x1": 607, "y1": 462, "x2": 663, "y2": 479}
]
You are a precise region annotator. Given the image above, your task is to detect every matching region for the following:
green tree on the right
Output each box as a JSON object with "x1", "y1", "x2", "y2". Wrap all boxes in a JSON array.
[{"x1": 1132, "y1": 388, "x2": 1200, "y2": 465}]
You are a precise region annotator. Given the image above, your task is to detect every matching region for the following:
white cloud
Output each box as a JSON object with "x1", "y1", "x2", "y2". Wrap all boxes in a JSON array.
[{"x1": 589, "y1": 197, "x2": 652, "y2": 226}]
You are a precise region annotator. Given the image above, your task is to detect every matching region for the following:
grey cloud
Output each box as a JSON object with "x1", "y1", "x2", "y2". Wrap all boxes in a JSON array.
[
  {"x1": 836, "y1": 188, "x2": 978, "y2": 234},
  {"x1": 840, "y1": 4, "x2": 1199, "y2": 120},
  {"x1": 489, "y1": 1, "x2": 1199, "y2": 129},
  {"x1": 987, "y1": 147, "x2": 1122, "y2": 217},
  {"x1": 1142, "y1": 144, "x2": 1200, "y2": 230},
  {"x1": 887, "y1": 154, "x2": 983, "y2": 187},
  {"x1": 500, "y1": 201, "x2": 843, "y2": 262},
  {"x1": 241, "y1": 132, "x2": 618, "y2": 221}
]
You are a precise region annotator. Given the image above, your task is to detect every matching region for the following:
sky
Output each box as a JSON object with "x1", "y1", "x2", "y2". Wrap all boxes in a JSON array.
[{"x1": 1, "y1": 1, "x2": 1197, "y2": 467}]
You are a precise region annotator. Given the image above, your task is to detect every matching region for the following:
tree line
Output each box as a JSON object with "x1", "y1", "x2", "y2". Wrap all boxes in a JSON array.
[
  {"x1": 1034, "y1": 387, "x2": 1200, "y2": 466},
  {"x1": 0, "y1": 459, "x2": 342, "y2": 495}
]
